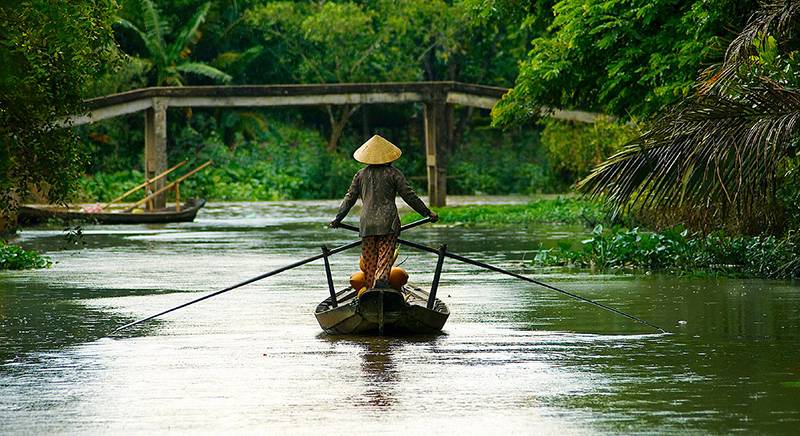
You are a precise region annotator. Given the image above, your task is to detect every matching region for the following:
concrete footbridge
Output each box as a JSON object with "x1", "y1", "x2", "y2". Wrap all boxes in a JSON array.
[{"x1": 69, "y1": 82, "x2": 600, "y2": 207}]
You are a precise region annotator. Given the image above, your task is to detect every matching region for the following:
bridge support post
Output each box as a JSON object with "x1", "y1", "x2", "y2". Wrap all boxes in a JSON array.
[
  {"x1": 423, "y1": 98, "x2": 450, "y2": 207},
  {"x1": 144, "y1": 98, "x2": 168, "y2": 210}
]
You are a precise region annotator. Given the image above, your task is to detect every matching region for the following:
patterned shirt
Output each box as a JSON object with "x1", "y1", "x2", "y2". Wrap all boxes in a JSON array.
[{"x1": 335, "y1": 164, "x2": 432, "y2": 237}]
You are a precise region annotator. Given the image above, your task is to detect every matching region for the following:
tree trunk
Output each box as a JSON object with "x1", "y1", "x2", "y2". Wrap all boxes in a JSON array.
[
  {"x1": 326, "y1": 104, "x2": 360, "y2": 152},
  {"x1": 0, "y1": 213, "x2": 17, "y2": 237}
]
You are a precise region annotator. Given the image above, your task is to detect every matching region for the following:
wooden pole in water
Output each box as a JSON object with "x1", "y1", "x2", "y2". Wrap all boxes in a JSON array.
[
  {"x1": 321, "y1": 245, "x2": 337, "y2": 308},
  {"x1": 427, "y1": 244, "x2": 447, "y2": 309},
  {"x1": 175, "y1": 182, "x2": 181, "y2": 212}
]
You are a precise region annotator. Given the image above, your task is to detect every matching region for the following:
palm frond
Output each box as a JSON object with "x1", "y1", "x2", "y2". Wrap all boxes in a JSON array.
[
  {"x1": 176, "y1": 62, "x2": 232, "y2": 83},
  {"x1": 726, "y1": 1, "x2": 800, "y2": 63},
  {"x1": 701, "y1": 0, "x2": 800, "y2": 94},
  {"x1": 213, "y1": 46, "x2": 263, "y2": 69},
  {"x1": 168, "y1": 2, "x2": 211, "y2": 62},
  {"x1": 578, "y1": 82, "x2": 800, "y2": 214}
]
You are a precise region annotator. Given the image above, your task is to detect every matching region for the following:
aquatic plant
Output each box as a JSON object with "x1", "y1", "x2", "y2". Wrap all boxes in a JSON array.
[
  {"x1": 0, "y1": 242, "x2": 51, "y2": 270},
  {"x1": 534, "y1": 225, "x2": 800, "y2": 279}
]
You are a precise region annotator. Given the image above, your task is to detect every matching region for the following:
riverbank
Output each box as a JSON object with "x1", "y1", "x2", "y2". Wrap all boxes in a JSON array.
[
  {"x1": 405, "y1": 199, "x2": 800, "y2": 280},
  {"x1": 402, "y1": 197, "x2": 608, "y2": 227}
]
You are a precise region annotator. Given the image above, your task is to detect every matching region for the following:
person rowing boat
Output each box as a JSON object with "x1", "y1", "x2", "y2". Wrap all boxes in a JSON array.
[{"x1": 330, "y1": 135, "x2": 438, "y2": 295}]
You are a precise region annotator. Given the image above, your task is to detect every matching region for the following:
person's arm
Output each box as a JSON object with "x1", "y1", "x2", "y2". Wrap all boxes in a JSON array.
[
  {"x1": 331, "y1": 172, "x2": 360, "y2": 227},
  {"x1": 394, "y1": 169, "x2": 438, "y2": 221}
]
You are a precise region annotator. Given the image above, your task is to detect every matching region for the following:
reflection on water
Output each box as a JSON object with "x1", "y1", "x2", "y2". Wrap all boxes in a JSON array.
[{"x1": 1, "y1": 199, "x2": 800, "y2": 434}]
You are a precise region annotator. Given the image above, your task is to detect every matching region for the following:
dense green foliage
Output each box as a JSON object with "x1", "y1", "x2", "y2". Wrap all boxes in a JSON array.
[
  {"x1": 78, "y1": 119, "x2": 561, "y2": 201},
  {"x1": 540, "y1": 117, "x2": 637, "y2": 181},
  {"x1": 578, "y1": 1, "x2": 800, "y2": 235},
  {"x1": 487, "y1": 0, "x2": 756, "y2": 125},
  {"x1": 0, "y1": 0, "x2": 118, "y2": 230},
  {"x1": 117, "y1": 0, "x2": 231, "y2": 86},
  {"x1": 534, "y1": 225, "x2": 800, "y2": 279},
  {"x1": 402, "y1": 197, "x2": 608, "y2": 227},
  {"x1": 0, "y1": 242, "x2": 51, "y2": 270}
]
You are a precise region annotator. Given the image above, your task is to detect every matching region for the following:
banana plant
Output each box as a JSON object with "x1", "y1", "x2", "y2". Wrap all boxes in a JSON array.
[{"x1": 117, "y1": 0, "x2": 231, "y2": 86}]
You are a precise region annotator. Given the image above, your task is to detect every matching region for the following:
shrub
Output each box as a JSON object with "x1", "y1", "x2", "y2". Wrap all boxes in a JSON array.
[{"x1": 540, "y1": 117, "x2": 637, "y2": 182}]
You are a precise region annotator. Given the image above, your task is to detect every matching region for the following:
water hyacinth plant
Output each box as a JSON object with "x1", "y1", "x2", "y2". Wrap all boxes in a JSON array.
[
  {"x1": 534, "y1": 225, "x2": 800, "y2": 279},
  {"x1": 0, "y1": 242, "x2": 51, "y2": 270}
]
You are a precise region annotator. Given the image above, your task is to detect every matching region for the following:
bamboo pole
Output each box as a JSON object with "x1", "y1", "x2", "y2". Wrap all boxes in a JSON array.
[
  {"x1": 175, "y1": 182, "x2": 181, "y2": 212},
  {"x1": 103, "y1": 160, "x2": 188, "y2": 209},
  {"x1": 124, "y1": 160, "x2": 213, "y2": 212}
]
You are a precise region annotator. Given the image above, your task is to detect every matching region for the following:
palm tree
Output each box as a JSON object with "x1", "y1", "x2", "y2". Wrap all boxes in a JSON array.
[
  {"x1": 118, "y1": 0, "x2": 231, "y2": 86},
  {"x1": 578, "y1": 1, "x2": 800, "y2": 233}
]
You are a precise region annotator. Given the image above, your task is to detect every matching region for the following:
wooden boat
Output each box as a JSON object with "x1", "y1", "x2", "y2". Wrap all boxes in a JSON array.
[
  {"x1": 18, "y1": 198, "x2": 206, "y2": 225},
  {"x1": 315, "y1": 285, "x2": 449, "y2": 335}
]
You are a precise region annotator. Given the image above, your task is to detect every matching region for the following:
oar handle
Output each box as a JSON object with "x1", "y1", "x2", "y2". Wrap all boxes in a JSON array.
[
  {"x1": 335, "y1": 216, "x2": 432, "y2": 233},
  {"x1": 336, "y1": 222, "x2": 360, "y2": 232},
  {"x1": 401, "y1": 216, "x2": 433, "y2": 232}
]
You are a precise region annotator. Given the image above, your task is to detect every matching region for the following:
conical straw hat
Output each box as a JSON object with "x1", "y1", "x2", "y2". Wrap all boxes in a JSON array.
[{"x1": 353, "y1": 135, "x2": 402, "y2": 164}]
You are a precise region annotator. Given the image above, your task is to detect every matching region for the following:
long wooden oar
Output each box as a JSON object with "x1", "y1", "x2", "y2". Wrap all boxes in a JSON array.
[
  {"x1": 397, "y1": 238, "x2": 666, "y2": 333},
  {"x1": 335, "y1": 221, "x2": 665, "y2": 333},
  {"x1": 112, "y1": 239, "x2": 362, "y2": 334},
  {"x1": 112, "y1": 217, "x2": 432, "y2": 334}
]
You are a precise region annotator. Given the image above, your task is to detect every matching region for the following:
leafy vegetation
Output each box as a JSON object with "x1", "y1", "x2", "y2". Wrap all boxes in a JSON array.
[
  {"x1": 0, "y1": 0, "x2": 118, "y2": 232},
  {"x1": 487, "y1": 0, "x2": 756, "y2": 125},
  {"x1": 540, "y1": 117, "x2": 638, "y2": 182},
  {"x1": 117, "y1": 0, "x2": 231, "y2": 86},
  {"x1": 0, "y1": 242, "x2": 51, "y2": 270},
  {"x1": 578, "y1": 1, "x2": 800, "y2": 235},
  {"x1": 534, "y1": 225, "x2": 800, "y2": 279},
  {"x1": 77, "y1": 118, "x2": 562, "y2": 202},
  {"x1": 402, "y1": 198, "x2": 608, "y2": 227}
]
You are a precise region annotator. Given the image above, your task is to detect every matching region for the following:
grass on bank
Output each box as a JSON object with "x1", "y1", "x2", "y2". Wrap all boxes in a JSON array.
[
  {"x1": 401, "y1": 197, "x2": 608, "y2": 227},
  {"x1": 0, "y1": 241, "x2": 51, "y2": 270}
]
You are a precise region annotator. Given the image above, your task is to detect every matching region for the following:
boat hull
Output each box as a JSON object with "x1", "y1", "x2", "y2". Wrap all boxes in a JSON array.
[
  {"x1": 315, "y1": 286, "x2": 449, "y2": 335},
  {"x1": 18, "y1": 199, "x2": 206, "y2": 225}
]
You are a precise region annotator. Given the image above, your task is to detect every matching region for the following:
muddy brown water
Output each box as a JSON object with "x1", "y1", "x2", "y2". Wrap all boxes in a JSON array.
[{"x1": 1, "y1": 200, "x2": 799, "y2": 434}]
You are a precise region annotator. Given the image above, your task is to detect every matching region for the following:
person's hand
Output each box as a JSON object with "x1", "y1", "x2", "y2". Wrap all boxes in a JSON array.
[
  {"x1": 429, "y1": 212, "x2": 439, "y2": 223},
  {"x1": 329, "y1": 219, "x2": 340, "y2": 229}
]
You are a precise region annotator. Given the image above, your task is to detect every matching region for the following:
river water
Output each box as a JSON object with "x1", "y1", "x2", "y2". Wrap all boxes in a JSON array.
[{"x1": 1, "y1": 200, "x2": 799, "y2": 434}]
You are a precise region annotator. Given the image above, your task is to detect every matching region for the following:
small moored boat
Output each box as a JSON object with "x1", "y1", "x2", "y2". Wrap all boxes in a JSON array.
[
  {"x1": 315, "y1": 285, "x2": 449, "y2": 335},
  {"x1": 18, "y1": 199, "x2": 206, "y2": 225}
]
